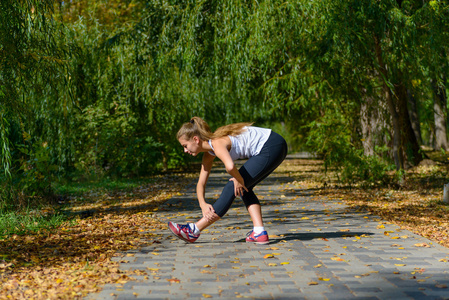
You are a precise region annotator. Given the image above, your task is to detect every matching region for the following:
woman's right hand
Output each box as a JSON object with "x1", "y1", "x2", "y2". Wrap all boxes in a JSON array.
[{"x1": 201, "y1": 203, "x2": 216, "y2": 222}]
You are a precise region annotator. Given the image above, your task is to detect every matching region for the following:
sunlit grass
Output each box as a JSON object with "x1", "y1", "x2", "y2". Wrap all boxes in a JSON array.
[{"x1": 0, "y1": 209, "x2": 68, "y2": 238}]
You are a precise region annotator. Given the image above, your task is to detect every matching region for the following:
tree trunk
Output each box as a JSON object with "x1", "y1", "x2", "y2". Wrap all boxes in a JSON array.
[
  {"x1": 360, "y1": 91, "x2": 387, "y2": 156},
  {"x1": 432, "y1": 80, "x2": 448, "y2": 151},
  {"x1": 395, "y1": 81, "x2": 422, "y2": 167},
  {"x1": 374, "y1": 35, "x2": 403, "y2": 170},
  {"x1": 407, "y1": 89, "x2": 423, "y2": 146},
  {"x1": 360, "y1": 96, "x2": 375, "y2": 156}
]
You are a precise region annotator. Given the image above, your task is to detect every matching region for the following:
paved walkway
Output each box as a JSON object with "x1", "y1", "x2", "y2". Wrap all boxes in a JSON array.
[{"x1": 88, "y1": 157, "x2": 449, "y2": 300}]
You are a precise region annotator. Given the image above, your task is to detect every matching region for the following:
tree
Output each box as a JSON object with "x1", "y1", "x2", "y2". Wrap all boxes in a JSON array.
[{"x1": 0, "y1": 0, "x2": 73, "y2": 206}]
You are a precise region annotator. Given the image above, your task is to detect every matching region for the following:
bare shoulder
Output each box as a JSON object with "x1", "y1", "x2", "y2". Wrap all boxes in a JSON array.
[{"x1": 210, "y1": 136, "x2": 231, "y2": 150}]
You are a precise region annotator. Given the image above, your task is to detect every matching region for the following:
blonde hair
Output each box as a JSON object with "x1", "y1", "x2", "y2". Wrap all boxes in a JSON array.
[{"x1": 177, "y1": 117, "x2": 253, "y2": 141}]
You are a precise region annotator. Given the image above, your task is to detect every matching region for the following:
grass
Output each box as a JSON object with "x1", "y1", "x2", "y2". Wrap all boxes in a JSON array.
[{"x1": 0, "y1": 208, "x2": 68, "y2": 238}]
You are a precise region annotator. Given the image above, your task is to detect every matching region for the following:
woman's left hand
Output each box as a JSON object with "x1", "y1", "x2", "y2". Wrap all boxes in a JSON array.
[{"x1": 229, "y1": 178, "x2": 248, "y2": 197}]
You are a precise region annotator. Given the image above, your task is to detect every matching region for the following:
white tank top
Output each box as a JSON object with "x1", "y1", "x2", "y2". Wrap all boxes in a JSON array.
[{"x1": 208, "y1": 126, "x2": 271, "y2": 160}]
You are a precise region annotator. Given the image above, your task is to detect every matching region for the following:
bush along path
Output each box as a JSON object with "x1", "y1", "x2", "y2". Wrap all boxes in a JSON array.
[{"x1": 86, "y1": 157, "x2": 449, "y2": 300}]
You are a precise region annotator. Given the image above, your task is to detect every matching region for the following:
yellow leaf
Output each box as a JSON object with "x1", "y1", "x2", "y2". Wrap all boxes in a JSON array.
[
  {"x1": 268, "y1": 263, "x2": 277, "y2": 267},
  {"x1": 56, "y1": 278, "x2": 63, "y2": 284},
  {"x1": 314, "y1": 264, "x2": 322, "y2": 268},
  {"x1": 202, "y1": 294, "x2": 213, "y2": 298},
  {"x1": 263, "y1": 254, "x2": 274, "y2": 259},
  {"x1": 331, "y1": 257, "x2": 345, "y2": 262},
  {"x1": 147, "y1": 268, "x2": 159, "y2": 271},
  {"x1": 414, "y1": 243, "x2": 430, "y2": 248},
  {"x1": 281, "y1": 262, "x2": 290, "y2": 265},
  {"x1": 395, "y1": 264, "x2": 406, "y2": 267},
  {"x1": 203, "y1": 265, "x2": 211, "y2": 268},
  {"x1": 308, "y1": 281, "x2": 318, "y2": 285},
  {"x1": 319, "y1": 278, "x2": 330, "y2": 281}
]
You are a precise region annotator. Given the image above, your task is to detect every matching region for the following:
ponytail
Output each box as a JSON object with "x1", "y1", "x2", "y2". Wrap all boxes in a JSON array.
[
  {"x1": 177, "y1": 117, "x2": 253, "y2": 141},
  {"x1": 176, "y1": 117, "x2": 213, "y2": 141}
]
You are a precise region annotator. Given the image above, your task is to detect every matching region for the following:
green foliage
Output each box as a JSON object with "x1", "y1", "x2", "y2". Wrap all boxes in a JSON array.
[
  {"x1": 306, "y1": 111, "x2": 394, "y2": 186},
  {"x1": 1, "y1": 0, "x2": 74, "y2": 209},
  {"x1": 1, "y1": 0, "x2": 449, "y2": 210}
]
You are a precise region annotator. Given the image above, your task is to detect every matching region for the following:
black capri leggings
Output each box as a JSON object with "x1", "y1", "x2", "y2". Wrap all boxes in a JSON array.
[{"x1": 213, "y1": 131, "x2": 288, "y2": 217}]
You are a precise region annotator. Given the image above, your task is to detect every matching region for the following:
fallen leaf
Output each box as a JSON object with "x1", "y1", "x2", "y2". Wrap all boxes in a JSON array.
[
  {"x1": 414, "y1": 243, "x2": 430, "y2": 248},
  {"x1": 267, "y1": 247, "x2": 279, "y2": 250},
  {"x1": 308, "y1": 281, "x2": 318, "y2": 285},
  {"x1": 167, "y1": 278, "x2": 181, "y2": 283},
  {"x1": 331, "y1": 257, "x2": 345, "y2": 262},
  {"x1": 203, "y1": 294, "x2": 213, "y2": 298}
]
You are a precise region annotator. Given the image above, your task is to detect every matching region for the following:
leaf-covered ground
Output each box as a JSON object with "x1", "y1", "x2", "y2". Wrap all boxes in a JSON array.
[
  {"x1": 2, "y1": 157, "x2": 449, "y2": 299},
  {"x1": 0, "y1": 174, "x2": 195, "y2": 299}
]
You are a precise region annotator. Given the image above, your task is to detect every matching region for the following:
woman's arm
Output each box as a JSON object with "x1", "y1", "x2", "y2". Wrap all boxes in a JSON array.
[
  {"x1": 197, "y1": 152, "x2": 215, "y2": 218},
  {"x1": 211, "y1": 138, "x2": 248, "y2": 196}
]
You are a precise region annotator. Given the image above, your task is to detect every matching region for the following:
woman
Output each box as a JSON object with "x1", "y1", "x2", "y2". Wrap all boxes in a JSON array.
[{"x1": 168, "y1": 117, "x2": 287, "y2": 244}]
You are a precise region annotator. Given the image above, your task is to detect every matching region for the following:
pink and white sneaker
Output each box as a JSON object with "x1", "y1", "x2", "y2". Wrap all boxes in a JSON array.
[
  {"x1": 246, "y1": 230, "x2": 269, "y2": 245},
  {"x1": 168, "y1": 221, "x2": 200, "y2": 243}
]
